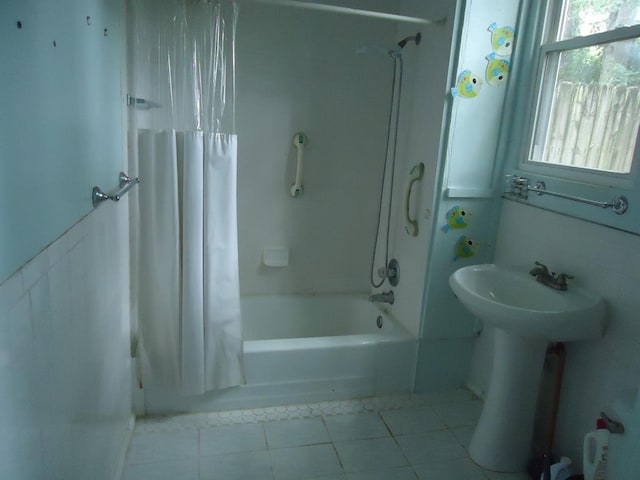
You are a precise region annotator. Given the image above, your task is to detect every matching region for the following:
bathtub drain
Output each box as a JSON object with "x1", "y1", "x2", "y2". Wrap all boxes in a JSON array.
[{"x1": 376, "y1": 315, "x2": 383, "y2": 329}]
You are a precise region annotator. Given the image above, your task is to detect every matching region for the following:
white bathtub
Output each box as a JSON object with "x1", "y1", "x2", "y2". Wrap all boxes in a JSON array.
[
  {"x1": 237, "y1": 295, "x2": 416, "y2": 406},
  {"x1": 242, "y1": 294, "x2": 409, "y2": 342},
  {"x1": 144, "y1": 294, "x2": 417, "y2": 414}
]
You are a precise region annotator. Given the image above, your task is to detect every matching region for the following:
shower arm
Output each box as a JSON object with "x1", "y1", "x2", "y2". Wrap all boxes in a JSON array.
[{"x1": 397, "y1": 33, "x2": 422, "y2": 49}]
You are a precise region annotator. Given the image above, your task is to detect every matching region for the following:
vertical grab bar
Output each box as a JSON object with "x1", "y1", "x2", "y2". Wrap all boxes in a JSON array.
[
  {"x1": 290, "y1": 132, "x2": 307, "y2": 197},
  {"x1": 404, "y1": 162, "x2": 424, "y2": 236}
]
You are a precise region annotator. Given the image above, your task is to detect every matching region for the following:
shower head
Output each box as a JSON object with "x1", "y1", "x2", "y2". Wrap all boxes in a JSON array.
[
  {"x1": 397, "y1": 32, "x2": 422, "y2": 49},
  {"x1": 357, "y1": 32, "x2": 421, "y2": 58}
]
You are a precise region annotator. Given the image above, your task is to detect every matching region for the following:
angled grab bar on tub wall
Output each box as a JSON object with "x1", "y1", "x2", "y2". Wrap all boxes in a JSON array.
[
  {"x1": 92, "y1": 172, "x2": 140, "y2": 207},
  {"x1": 404, "y1": 162, "x2": 424, "y2": 236}
]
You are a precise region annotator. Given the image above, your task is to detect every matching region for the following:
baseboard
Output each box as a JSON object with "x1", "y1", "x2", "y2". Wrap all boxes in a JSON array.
[
  {"x1": 465, "y1": 382, "x2": 486, "y2": 401},
  {"x1": 112, "y1": 414, "x2": 136, "y2": 480}
]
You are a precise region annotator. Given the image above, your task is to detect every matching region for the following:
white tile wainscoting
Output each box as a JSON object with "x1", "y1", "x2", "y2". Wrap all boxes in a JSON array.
[{"x1": 0, "y1": 201, "x2": 133, "y2": 479}]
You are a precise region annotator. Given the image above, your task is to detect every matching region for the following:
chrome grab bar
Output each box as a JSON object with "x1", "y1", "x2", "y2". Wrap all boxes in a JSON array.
[
  {"x1": 92, "y1": 172, "x2": 140, "y2": 207},
  {"x1": 403, "y1": 162, "x2": 424, "y2": 237}
]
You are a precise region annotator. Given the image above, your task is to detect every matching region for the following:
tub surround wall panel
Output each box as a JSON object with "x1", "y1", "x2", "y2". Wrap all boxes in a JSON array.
[
  {"x1": 380, "y1": 0, "x2": 459, "y2": 338},
  {"x1": 236, "y1": 1, "x2": 399, "y2": 296},
  {"x1": 0, "y1": 203, "x2": 133, "y2": 479},
  {"x1": 468, "y1": 200, "x2": 640, "y2": 464}
]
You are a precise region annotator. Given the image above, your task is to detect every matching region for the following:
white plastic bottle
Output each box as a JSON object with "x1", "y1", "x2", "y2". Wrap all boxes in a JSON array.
[
  {"x1": 542, "y1": 456, "x2": 573, "y2": 480},
  {"x1": 583, "y1": 418, "x2": 609, "y2": 480}
]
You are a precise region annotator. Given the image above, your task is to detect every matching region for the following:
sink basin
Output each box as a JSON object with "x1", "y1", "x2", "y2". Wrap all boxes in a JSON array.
[
  {"x1": 449, "y1": 263, "x2": 606, "y2": 341},
  {"x1": 449, "y1": 264, "x2": 607, "y2": 472}
]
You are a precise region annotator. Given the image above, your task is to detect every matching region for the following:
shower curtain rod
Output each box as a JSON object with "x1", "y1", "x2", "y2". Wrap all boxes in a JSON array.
[{"x1": 244, "y1": 0, "x2": 445, "y2": 25}]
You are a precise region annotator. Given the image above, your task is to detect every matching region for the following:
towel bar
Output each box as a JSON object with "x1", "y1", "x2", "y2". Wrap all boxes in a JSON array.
[{"x1": 92, "y1": 172, "x2": 140, "y2": 207}]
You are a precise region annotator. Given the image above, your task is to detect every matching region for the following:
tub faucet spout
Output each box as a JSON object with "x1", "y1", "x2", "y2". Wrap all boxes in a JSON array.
[{"x1": 369, "y1": 290, "x2": 394, "y2": 305}]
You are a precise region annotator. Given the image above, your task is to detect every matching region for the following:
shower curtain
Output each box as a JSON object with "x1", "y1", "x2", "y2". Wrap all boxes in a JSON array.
[{"x1": 132, "y1": 0, "x2": 243, "y2": 395}]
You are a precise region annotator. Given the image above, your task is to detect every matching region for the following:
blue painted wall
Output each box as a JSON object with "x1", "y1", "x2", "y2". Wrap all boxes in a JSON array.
[
  {"x1": 415, "y1": 0, "x2": 520, "y2": 392},
  {"x1": 0, "y1": 0, "x2": 124, "y2": 282}
]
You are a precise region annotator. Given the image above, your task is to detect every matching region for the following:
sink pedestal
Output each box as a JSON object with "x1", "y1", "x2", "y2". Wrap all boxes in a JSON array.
[
  {"x1": 469, "y1": 329, "x2": 547, "y2": 472},
  {"x1": 449, "y1": 264, "x2": 606, "y2": 472}
]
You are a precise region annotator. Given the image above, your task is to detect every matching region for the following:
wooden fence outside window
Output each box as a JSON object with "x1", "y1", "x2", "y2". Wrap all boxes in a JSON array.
[{"x1": 542, "y1": 81, "x2": 640, "y2": 173}]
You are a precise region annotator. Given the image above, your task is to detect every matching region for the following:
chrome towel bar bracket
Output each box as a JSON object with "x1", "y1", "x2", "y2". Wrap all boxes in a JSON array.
[
  {"x1": 504, "y1": 175, "x2": 629, "y2": 215},
  {"x1": 92, "y1": 172, "x2": 140, "y2": 207}
]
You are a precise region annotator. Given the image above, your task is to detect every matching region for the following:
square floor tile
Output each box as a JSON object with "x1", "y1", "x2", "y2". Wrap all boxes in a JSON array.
[
  {"x1": 324, "y1": 413, "x2": 389, "y2": 442},
  {"x1": 450, "y1": 425, "x2": 475, "y2": 449},
  {"x1": 200, "y1": 450, "x2": 273, "y2": 480},
  {"x1": 265, "y1": 417, "x2": 330, "y2": 448},
  {"x1": 432, "y1": 400, "x2": 483, "y2": 427},
  {"x1": 413, "y1": 458, "x2": 487, "y2": 480},
  {"x1": 396, "y1": 431, "x2": 466, "y2": 465},
  {"x1": 334, "y1": 437, "x2": 407, "y2": 473},
  {"x1": 200, "y1": 423, "x2": 266, "y2": 455},
  {"x1": 269, "y1": 444, "x2": 342, "y2": 480},
  {"x1": 346, "y1": 466, "x2": 417, "y2": 480},
  {"x1": 122, "y1": 459, "x2": 198, "y2": 480},
  {"x1": 380, "y1": 406, "x2": 447, "y2": 436},
  {"x1": 125, "y1": 429, "x2": 198, "y2": 464}
]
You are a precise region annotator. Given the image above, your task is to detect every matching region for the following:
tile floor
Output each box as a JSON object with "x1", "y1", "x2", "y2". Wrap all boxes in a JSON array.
[{"x1": 122, "y1": 390, "x2": 530, "y2": 480}]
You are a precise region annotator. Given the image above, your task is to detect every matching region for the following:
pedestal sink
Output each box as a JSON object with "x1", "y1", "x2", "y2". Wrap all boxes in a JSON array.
[{"x1": 450, "y1": 264, "x2": 606, "y2": 472}]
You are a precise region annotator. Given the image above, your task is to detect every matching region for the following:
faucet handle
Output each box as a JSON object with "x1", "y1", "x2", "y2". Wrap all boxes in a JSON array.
[
  {"x1": 555, "y1": 273, "x2": 574, "y2": 286},
  {"x1": 534, "y1": 261, "x2": 549, "y2": 272},
  {"x1": 530, "y1": 261, "x2": 550, "y2": 276}
]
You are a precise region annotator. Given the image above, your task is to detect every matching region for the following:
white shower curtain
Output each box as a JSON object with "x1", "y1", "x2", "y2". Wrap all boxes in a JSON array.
[{"x1": 132, "y1": 0, "x2": 243, "y2": 394}]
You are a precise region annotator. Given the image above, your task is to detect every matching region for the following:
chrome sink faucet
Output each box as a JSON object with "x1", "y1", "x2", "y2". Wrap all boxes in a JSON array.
[
  {"x1": 529, "y1": 261, "x2": 574, "y2": 291},
  {"x1": 369, "y1": 290, "x2": 395, "y2": 304}
]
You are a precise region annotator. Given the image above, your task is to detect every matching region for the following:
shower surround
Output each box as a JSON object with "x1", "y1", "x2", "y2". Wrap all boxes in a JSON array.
[{"x1": 128, "y1": 0, "x2": 460, "y2": 415}]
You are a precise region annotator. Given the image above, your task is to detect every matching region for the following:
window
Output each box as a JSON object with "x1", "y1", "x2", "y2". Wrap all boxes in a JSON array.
[
  {"x1": 528, "y1": 1, "x2": 640, "y2": 179},
  {"x1": 500, "y1": 0, "x2": 640, "y2": 233}
]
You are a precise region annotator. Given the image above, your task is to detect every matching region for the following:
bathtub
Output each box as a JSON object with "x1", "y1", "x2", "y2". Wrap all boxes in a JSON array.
[
  {"x1": 242, "y1": 294, "x2": 409, "y2": 341},
  {"x1": 143, "y1": 294, "x2": 417, "y2": 414},
  {"x1": 237, "y1": 294, "x2": 416, "y2": 407}
]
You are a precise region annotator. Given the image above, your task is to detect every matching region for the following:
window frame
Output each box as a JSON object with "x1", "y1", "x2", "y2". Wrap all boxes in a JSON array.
[
  {"x1": 499, "y1": 0, "x2": 640, "y2": 235},
  {"x1": 524, "y1": 3, "x2": 640, "y2": 187}
]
